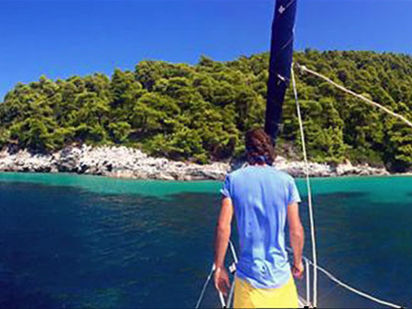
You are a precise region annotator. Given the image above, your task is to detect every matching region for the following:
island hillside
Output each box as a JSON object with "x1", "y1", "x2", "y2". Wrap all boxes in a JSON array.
[{"x1": 1, "y1": 50, "x2": 412, "y2": 173}]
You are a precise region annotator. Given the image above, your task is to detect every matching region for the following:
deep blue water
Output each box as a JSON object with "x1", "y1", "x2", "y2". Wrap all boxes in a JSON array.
[{"x1": 0, "y1": 173, "x2": 411, "y2": 308}]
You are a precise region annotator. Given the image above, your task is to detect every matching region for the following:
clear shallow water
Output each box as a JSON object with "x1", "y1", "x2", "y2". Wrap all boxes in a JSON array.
[{"x1": 0, "y1": 172, "x2": 411, "y2": 308}]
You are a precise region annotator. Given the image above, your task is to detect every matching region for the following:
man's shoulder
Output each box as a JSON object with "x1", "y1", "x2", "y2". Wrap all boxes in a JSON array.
[
  {"x1": 271, "y1": 168, "x2": 295, "y2": 182},
  {"x1": 227, "y1": 166, "x2": 295, "y2": 182},
  {"x1": 225, "y1": 167, "x2": 245, "y2": 181}
]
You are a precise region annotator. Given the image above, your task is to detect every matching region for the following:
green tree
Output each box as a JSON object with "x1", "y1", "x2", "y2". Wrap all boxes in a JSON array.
[{"x1": 1, "y1": 50, "x2": 412, "y2": 170}]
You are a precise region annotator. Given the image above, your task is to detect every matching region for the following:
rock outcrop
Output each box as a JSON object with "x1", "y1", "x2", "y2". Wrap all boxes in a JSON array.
[{"x1": 0, "y1": 145, "x2": 390, "y2": 180}]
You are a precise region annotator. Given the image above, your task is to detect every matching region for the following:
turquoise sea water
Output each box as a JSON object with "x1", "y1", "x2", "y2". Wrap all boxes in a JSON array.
[{"x1": 0, "y1": 172, "x2": 411, "y2": 308}]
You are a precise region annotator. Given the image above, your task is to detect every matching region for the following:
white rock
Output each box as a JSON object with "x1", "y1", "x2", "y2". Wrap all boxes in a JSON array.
[{"x1": 0, "y1": 145, "x2": 392, "y2": 180}]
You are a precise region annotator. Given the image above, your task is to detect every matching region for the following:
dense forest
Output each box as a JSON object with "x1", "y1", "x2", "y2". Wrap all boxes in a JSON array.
[{"x1": 1, "y1": 50, "x2": 412, "y2": 171}]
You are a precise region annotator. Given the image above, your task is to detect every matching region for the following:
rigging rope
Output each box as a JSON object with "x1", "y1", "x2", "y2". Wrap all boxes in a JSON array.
[
  {"x1": 195, "y1": 263, "x2": 215, "y2": 309},
  {"x1": 296, "y1": 63, "x2": 412, "y2": 129},
  {"x1": 196, "y1": 63, "x2": 407, "y2": 309},
  {"x1": 313, "y1": 261, "x2": 402, "y2": 309},
  {"x1": 226, "y1": 240, "x2": 238, "y2": 308},
  {"x1": 195, "y1": 241, "x2": 239, "y2": 309},
  {"x1": 284, "y1": 247, "x2": 403, "y2": 308},
  {"x1": 297, "y1": 251, "x2": 402, "y2": 308},
  {"x1": 289, "y1": 63, "x2": 404, "y2": 309},
  {"x1": 291, "y1": 65, "x2": 319, "y2": 307}
]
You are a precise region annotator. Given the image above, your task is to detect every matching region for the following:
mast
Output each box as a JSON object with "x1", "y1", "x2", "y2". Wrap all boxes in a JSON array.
[{"x1": 264, "y1": 0, "x2": 298, "y2": 143}]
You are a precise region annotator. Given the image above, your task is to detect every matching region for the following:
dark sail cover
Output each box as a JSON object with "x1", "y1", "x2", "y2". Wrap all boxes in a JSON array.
[{"x1": 264, "y1": 0, "x2": 297, "y2": 142}]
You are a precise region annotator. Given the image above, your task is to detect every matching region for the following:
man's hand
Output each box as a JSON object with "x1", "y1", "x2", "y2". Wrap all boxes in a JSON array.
[
  {"x1": 214, "y1": 267, "x2": 230, "y2": 296},
  {"x1": 292, "y1": 260, "x2": 304, "y2": 280}
]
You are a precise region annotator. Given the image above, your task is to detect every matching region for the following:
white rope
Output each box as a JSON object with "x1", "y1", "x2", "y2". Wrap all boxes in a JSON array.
[
  {"x1": 197, "y1": 62, "x2": 408, "y2": 309},
  {"x1": 304, "y1": 256, "x2": 402, "y2": 308},
  {"x1": 194, "y1": 263, "x2": 227, "y2": 308},
  {"x1": 227, "y1": 279, "x2": 235, "y2": 308},
  {"x1": 226, "y1": 240, "x2": 238, "y2": 308},
  {"x1": 194, "y1": 263, "x2": 227, "y2": 309},
  {"x1": 195, "y1": 263, "x2": 215, "y2": 309},
  {"x1": 314, "y1": 261, "x2": 402, "y2": 308},
  {"x1": 305, "y1": 257, "x2": 311, "y2": 306},
  {"x1": 218, "y1": 291, "x2": 226, "y2": 308},
  {"x1": 291, "y1": 65, "x2": 319, "y2": 307},
  {"x1": 288, "y1": 65, "x2": 404, "y2": 308},
  {"x1": 227, "y1": 240, "x2": 238, "y2": 308},
  {"x1": 229, "y1": 240, "x2": 238, "y2": 264},
  {"x1": 296, "y1": 64, "x2": 412, "y2": 129},
  {"x1": 196, "y1": 241, "x2": 238, "y2": 309},
  {"x1": 285, "y1": 247, "x2": 403, "y2": 308}
]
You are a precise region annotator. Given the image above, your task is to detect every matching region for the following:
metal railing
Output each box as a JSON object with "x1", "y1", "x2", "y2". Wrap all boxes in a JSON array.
[{"x1": 195, "y1": 243, "x2": 404, "y2": 308}]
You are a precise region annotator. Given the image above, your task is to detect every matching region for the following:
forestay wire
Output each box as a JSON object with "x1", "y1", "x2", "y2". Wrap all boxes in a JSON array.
[
  {"x1": 291, "y1": 65, "x2": 318, "y2": 307},
  {"x1": 290, "y1": 64, "x2": 404, "y2": 309},
  {"x1": 195, "y1": 64, "x2": 407, "y2": 309}
]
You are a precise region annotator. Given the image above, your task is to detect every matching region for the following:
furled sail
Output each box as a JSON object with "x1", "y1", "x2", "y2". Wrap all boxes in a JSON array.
[{"x1": 264, "y1": 0, "x2": 298, "y2": 142}]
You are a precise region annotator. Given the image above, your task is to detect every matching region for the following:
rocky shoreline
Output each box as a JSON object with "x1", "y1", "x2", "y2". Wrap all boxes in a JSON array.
[{"x1": 0, "y1": 144, "x2": 390, "y2": 181}]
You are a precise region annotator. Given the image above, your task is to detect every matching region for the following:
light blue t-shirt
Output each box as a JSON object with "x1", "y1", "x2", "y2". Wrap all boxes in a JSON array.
[{"x1": 221, "y1": 165, "x2": 301, "y2": 289}]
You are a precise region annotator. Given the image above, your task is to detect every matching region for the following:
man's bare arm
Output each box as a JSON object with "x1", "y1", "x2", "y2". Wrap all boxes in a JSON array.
[
  {"x1": 214, "y1": 197, "x2": 233, "y2": 267},
  {"x1": 213, "y1": 197, "x2": 234, "y2": 295},
  {"x1": 287, "y1": 202, "x2": 304, "y2": 278}
]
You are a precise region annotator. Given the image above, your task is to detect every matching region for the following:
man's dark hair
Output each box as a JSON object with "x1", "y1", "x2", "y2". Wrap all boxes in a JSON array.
[{"x1": 245, "y1": 128, "x2": 275, "y2": 165}]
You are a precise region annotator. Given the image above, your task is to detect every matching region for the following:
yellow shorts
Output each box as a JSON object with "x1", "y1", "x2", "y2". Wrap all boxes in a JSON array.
[{"x1": 233, "y1": 275, "x2": 299, "y2": 308}]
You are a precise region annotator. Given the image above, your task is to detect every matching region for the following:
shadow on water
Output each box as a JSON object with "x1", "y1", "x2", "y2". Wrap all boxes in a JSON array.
[
  {"x1": 297, "y1": 191, "x2": 411, "y2": 308},
  {"x1": 0, "y1": 181, "x2": 222, "y2": 308},
  {"x1": 0, "y1": 280, "x2": 58, "y2": 309},
  {"x1": 0, "y1": 180, "x2": 410, "y2": 308}
]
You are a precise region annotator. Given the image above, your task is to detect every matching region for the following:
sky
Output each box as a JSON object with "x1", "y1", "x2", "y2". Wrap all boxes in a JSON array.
[{"x1": 1, "y1": 0, "x2": 411, "y2": 101}]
